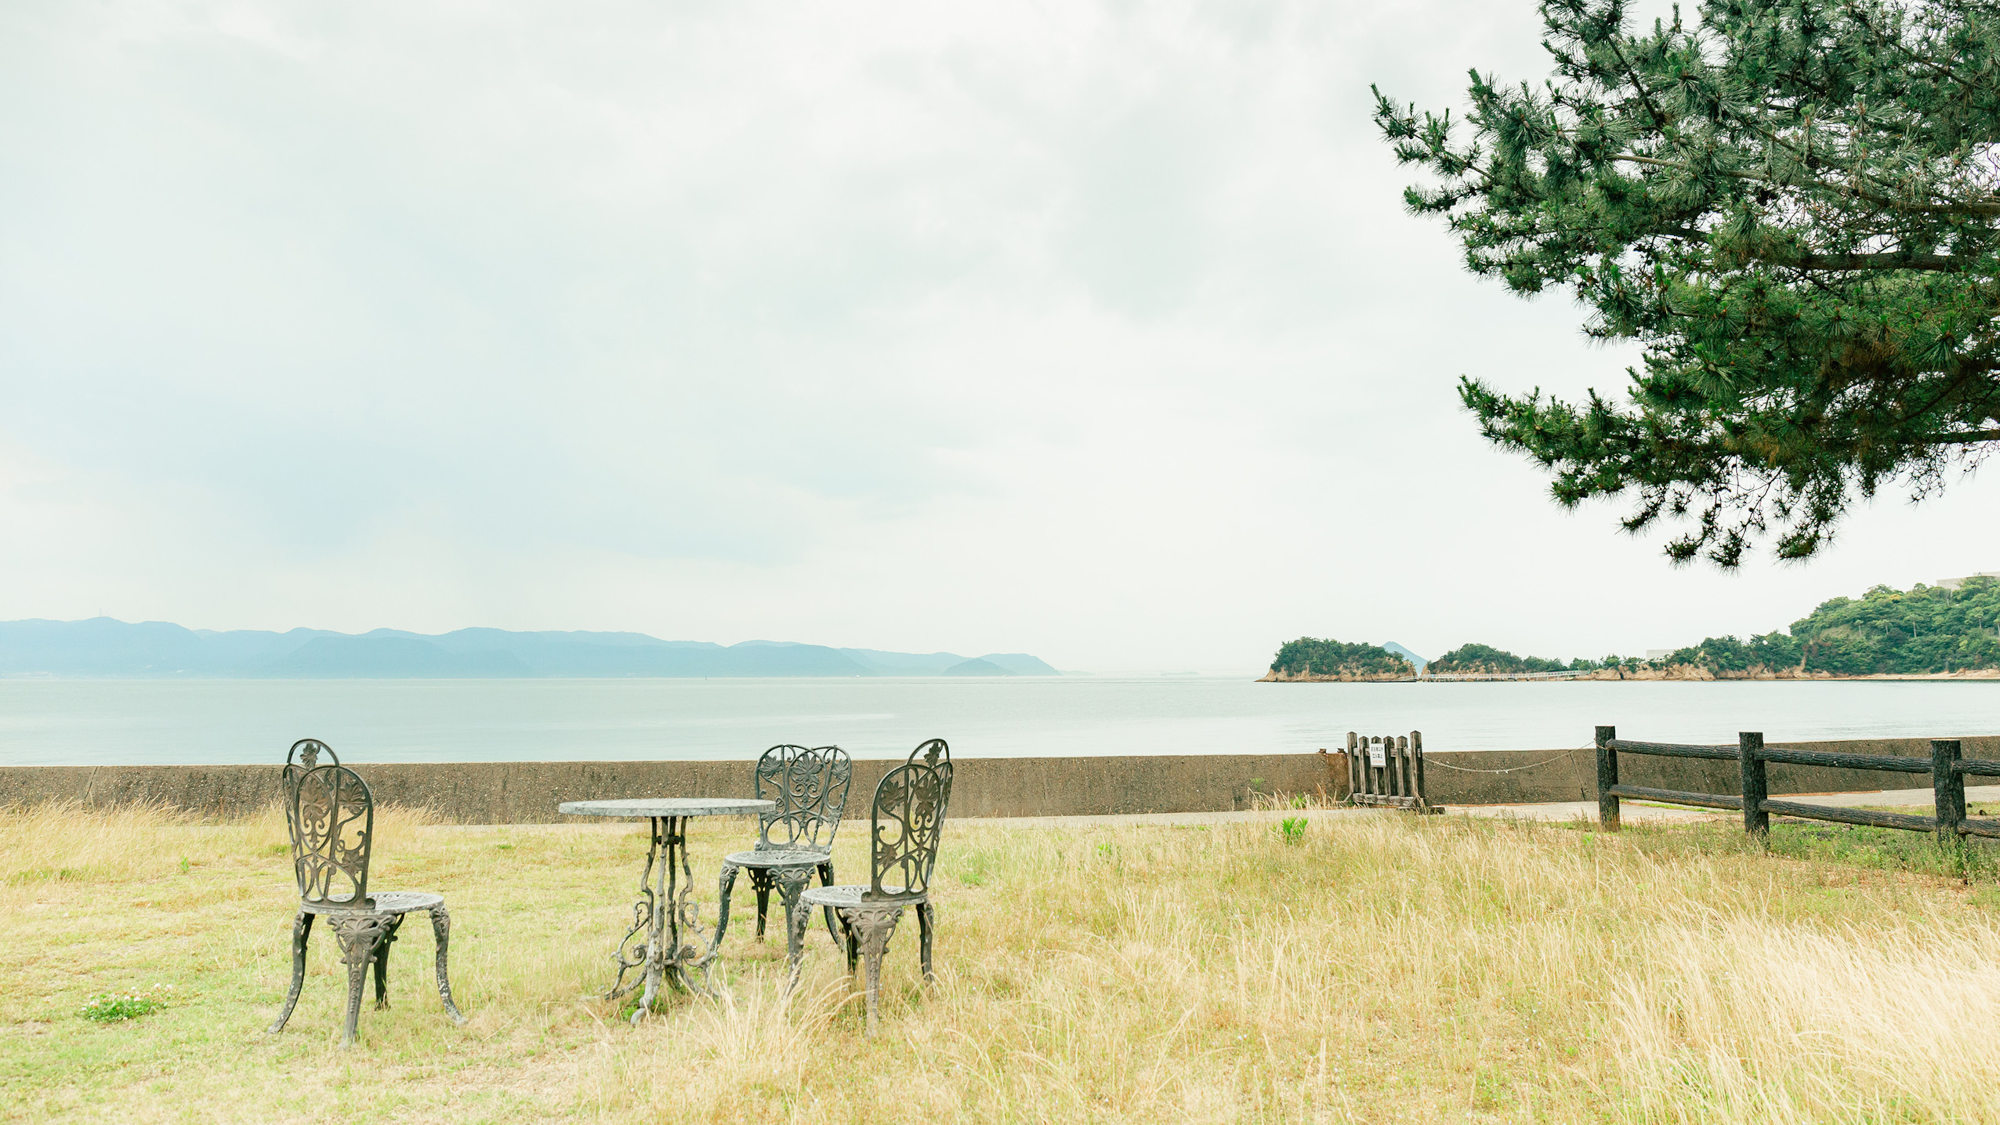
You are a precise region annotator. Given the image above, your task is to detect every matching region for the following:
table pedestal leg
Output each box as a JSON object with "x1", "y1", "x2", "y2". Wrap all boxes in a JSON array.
[
  {"x1": 632, "y1": 817, "x2": 670, "y2": 1021},
  {"x1": 612, "y1": 816, "x2": 716, "y2": 1021},
  {"x1": 663, "y1": 816, "x2": 720, "y2": 999},
  {"x1": 608, "y1": 818, "x2": 663, "y2": 1006}
]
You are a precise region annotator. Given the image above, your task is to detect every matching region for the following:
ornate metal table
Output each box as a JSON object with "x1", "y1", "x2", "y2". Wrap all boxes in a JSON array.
[{"x1": 559, "y1": 797, "x2": 774, "y2": 1020}]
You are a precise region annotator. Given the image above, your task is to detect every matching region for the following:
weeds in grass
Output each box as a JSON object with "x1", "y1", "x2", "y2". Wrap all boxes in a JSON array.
[
  {"x1": 1248, "y1": 789, "x2": 1343, "y2": 813},
  {"x1": 1277, "y1": 816, "x2": 1305, "y2": 845},
  {"x1": 1761, "y1": 820, "x2": 2000, "y2": 883},
  {"x1": 952, "y1": 848, "x2": 994, "y2": 887},
  {"x1": 78, "y1": 984, "x2": 172, "y2": 1022}
]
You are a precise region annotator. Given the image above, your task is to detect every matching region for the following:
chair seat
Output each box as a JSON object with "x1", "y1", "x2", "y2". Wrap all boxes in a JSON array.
[
  {"x1": 724, "y1": 848, "x2": 830, "y2": 869},
  {"x1": 799, "y1": 884, "x2": 924, "y2": 909},
  {"x1": 301, "y1": 890, "x2": 444, "y2": 916}
]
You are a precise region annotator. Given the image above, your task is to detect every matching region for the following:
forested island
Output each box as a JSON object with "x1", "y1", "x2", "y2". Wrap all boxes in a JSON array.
[
  {"x1": 1259, "y1": 638, "x2": 1415, "y2": 681},
  {"x1": 1265, "y1": 577, "x2": 2000, "y2": 681}
]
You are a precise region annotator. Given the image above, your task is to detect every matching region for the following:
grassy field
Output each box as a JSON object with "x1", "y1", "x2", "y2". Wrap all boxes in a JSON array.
[{"x1": 8, "y1": 802, "x2": 2000, "y2": 1123}]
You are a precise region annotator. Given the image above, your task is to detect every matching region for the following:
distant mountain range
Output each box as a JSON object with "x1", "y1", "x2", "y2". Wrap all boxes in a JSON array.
[{"x1": 0, "y1": 619, "x2": 1060, "y2": 678}]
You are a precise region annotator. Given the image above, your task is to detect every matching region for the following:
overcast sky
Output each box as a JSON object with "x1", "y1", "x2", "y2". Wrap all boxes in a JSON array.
[{"x1": 4, "y1": 0, "x2": 1998, "y2": 673}]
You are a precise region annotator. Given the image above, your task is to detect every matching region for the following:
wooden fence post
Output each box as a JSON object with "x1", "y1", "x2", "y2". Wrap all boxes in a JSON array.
[
  {"x1": 1411, "y1": 730, "x2": 1427, "y2": 806},
  {"x1": 1346, "y1": 731, "x2": 1360, "y2": 802},
  {"x1": 1934, "y1": 739, "x2": 1966, "y2": 842},
  {"x1": 1596, "y1": 725, "x2": 1619, "y2": 831},
  {"x1": 1740, "y1": 731, "x2": 1768, "y2": 837}
]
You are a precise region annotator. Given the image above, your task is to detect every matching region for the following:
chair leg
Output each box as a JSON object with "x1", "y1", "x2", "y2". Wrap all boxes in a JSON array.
[
  {"x1": 772, "y1": 868, "x2": 810, "y2": 949},
  {"x1": 818, "y1": 862, "x2": 841, "y2": 945},
  {"x1": 840, "y1": 904, "x2": 903, "y2": 1037},
  {"x1": 714, "y1": 861, "x2": 741, "y2": 950},
  {"x1": 786, "y1": 895, "x2": 813, "y2": 991},
  {"x1": 750, "y1": 868, "x2": 775, "y2": 942},
  {"x1": 373, "y1": 913, "x2": 405, "y2": 1009},
  {"x1": 268, "y1": 909, "x2": 315, "y2": 1034},
  {"x1": 430, "y1": 905, "x2": 466, "y2": 1024},
  {"x1": 329, "y1": 914, "x2": 392, "y2": 1046},
  {"x1": 916, "y1": 900, "x2": 935, "y2": 984}
]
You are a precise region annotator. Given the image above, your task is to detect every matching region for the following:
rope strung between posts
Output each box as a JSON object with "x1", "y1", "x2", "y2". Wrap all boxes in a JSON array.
[
  {"x1": 1421, "y1": 746, "x2": 1587, "y2": 774},
  {"x1": 1321, "y1": 738, "x2": 1595, "y2": 807}
]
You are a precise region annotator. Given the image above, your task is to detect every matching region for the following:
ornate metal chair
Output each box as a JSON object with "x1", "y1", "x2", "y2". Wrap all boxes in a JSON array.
[
  {"x1": 906, "y1": 738, "x2": 952, "y2": 801},
  {"x1": 715, "y1": 744, "x2": 852, "y2": 951},
  {"x1": 787, "y1": 739, "x2": 951, "y2": 1035},
  {"x1": 268, "y1": 739, "x2": 466, "y2": 1046}
]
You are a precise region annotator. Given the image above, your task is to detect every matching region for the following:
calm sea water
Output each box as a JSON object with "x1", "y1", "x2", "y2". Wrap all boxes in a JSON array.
[{"x1": 3, "y1": 676, "x2": 1998, "y2": 766}]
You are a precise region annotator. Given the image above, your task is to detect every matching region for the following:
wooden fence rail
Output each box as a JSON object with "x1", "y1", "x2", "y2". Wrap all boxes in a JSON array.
[{"x1": 1594, "y1": 724, "x2": 2000, "y2": 840}]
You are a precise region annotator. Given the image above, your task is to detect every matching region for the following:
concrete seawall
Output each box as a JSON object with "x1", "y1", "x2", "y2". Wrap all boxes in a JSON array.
[
  {"x1": 4, "y1": 736, "x2": 1994, "y2": 823},
  {"x1": 0, "y1": 754, "x2": 1337, "y2": 823}
]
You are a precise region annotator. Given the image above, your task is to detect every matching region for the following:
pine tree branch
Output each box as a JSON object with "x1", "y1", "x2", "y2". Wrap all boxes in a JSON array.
[
  {"x1": 1777, "y1": 250, "x2": 1984, "y2": 271},
  {"x1": 1610, "y1": 156, "x2": 2000, "y2": 219}
]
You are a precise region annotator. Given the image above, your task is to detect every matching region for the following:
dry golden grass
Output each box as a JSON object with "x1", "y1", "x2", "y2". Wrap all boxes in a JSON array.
[{"x1": 5, "y1": 802, "x2": 2000, "y2": 1122}]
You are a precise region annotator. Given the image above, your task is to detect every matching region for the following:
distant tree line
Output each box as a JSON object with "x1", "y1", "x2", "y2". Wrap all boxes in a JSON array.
[
  {"x1": 1268, "y1": 638, "x2": 1414, "y2": 679},
  {"x1": 1428, "y1": 644, "x2": 1569, "y2": 675},
  {"x1": 1666, "y1": 577, "x2": 2000, "y2": 675},
  {"x1": 1274, "y1": 578, "x2": 2000, "y2": 680}
]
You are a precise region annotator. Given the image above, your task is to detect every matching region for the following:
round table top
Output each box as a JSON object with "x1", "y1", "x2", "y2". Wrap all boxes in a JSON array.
[{"x1": 558, "y1": 797, "x2": 774, "y2": 818}]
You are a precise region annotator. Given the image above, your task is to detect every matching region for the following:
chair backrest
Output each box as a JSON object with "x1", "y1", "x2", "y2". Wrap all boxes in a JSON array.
[
  {"x1": 280, "y1": 739, "x2": 339, "y2": 852},
  {"x1": 753, "y1": 743, "x2": 853, "y2": 849},
  {"x1": 286, "y1": 762, "x2": 375, "y2": 909},
  {"x1": 907, "y1": 738, "x2": 952, "y2": 803},
  {"x1": 866, "y1": 760, "x2": 950, "y2": 900}
]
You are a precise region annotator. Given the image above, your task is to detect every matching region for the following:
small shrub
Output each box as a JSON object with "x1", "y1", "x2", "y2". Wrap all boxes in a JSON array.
[
  {"x1": 80, "y1": 985, "x2": 172, "y2": 1023},
  {"x1": 1279, "y1": 816, "x2": 1306, "y2": 845}
]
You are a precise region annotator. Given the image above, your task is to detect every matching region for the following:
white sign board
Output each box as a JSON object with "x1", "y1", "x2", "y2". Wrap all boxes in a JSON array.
[{"x1": 1367, "y1": 742, "x2": 1387, "y2": 769}]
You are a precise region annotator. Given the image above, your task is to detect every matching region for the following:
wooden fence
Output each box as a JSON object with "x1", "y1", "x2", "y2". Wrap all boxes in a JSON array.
[
  {"x1": 1594, "y1": 724, "x2": 2000, "y2": 838},
  {"x1": 1344, "y1": 731, "x2": 1443, "y2": 813}
]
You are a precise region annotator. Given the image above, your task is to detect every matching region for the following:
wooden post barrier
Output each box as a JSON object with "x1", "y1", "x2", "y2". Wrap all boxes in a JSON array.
[
  {"x1": 1935, "y1": 738, "x2": 1965, "y2": 842},
  {"x1": 1344, "y1": 730, "x2": 1443, "y2": 814},
  {"x1": 1740, "y1": 730, "x2": 1768, "y2": 837},
  {"x1": 1410, "y1": 731, "x2": 1428, "y2": 809},
  {"x1": 1596, "y1": 725, "x2": 1619, "y2": 832},
  {"x1": 1594, "y1": 726, "x2": 2000, "y2": 842}
]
